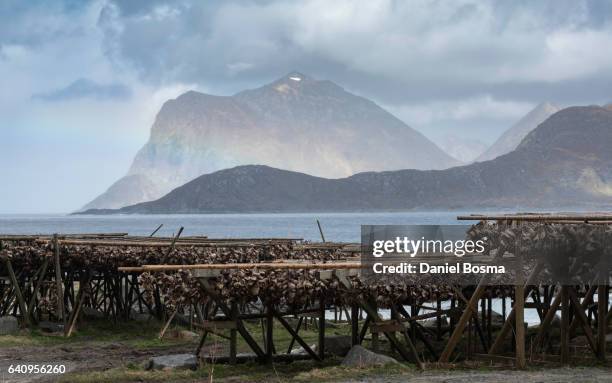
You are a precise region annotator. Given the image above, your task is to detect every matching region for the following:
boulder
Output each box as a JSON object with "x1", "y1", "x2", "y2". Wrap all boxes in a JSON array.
[
  {"x1": 325, "y1": 335, "x2": 353, "y2": 356},
  {"x1": 341, "y1": 345, "x2": 399, "y2": 367},
  {"x1": 0, "y1": 316, "x2": 19, "y2": 335},
  {"x1": 146, "y1": 354, "x2": 198, "y2": 370},
  {"x1": 418, "y1": 317, "x2": 449, "y2": 330},
  {"x1": 490, "y1": 311, "x2": 505, "y2": 328}
]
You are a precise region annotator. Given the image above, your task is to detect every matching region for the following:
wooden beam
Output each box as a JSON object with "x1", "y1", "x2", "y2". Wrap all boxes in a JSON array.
[
  {"x1": 439, "y1": 277, "x2": 488, "y2": 362},
  {"x1": 568, "y1": 285, "x2": 597, "y2": 336},
  {"x1": 274, "y1": 311, "x2": 321, "y2": 361},
  {"x1": 566, "y1": 287, "x2": 597, "y2": 355},
  {"x1": 598, "y1": 285, "x2": 608, "y2": 360},
  {"x1": 533, "y1": 288, "x2": 563, "y2": 351},
  {"x1": 560, "y1": 286, "x2": 570, "y2": 364},
  {"x1": 53, "y1": 234, "x2": 66, "y2": 330},
  {"x1": 3, "y1": 259, "x2": 29, "y2": 326},
  {"x1": 515, "y1": 284, "x2": 525, "y2": 369}
]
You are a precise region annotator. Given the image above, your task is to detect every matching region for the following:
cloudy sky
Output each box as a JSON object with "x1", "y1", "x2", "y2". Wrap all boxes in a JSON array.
[{"x1": 1, "y1": 0, "x2": 612, "y2": 213}]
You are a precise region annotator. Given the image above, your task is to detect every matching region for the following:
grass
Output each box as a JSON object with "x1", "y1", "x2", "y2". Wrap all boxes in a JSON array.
[
  {"x1": 0, "y1": 317, "x2": 193, "y2": 349},
  {"x1": 59, "y1": 359, "x2": 412, "y2": 383}
]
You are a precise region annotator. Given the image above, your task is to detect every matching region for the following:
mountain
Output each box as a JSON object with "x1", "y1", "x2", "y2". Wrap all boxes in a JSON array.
[
  {"x1": 83, "y1": 106, "x2": 612, "y2": 214},
  {"x1": 82, "y1": 72, "x2": 458, "y2": 210},
  {"x1": 476, "y1": 102, "x2": 561, "y2": 162},
  {"x1": 437, "y1": 135, "x2": 488, "y2": 163}
]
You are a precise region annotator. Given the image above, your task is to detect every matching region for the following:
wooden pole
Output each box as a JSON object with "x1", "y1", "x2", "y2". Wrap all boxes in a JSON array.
[
  {"x1": 488, "y1": 262, "x2": 543, "y2": 355},
  {"x1": 560, "y1": 286, "x2": 569, "y2": 364},
  {"x1": 150, "y1": 224, "x2": 163, "y2": 237},
  {"x1": 316, "y1": 220, "x2": 326, "y2": 243},
  {"x1": 158, "y1": 309, "x2": 177, "y2": 339},
  {"x1": 598, "y1": 285, "x2": 608, "y2": 360},
  {"x1": 53, "y1": 234, "x2": 66, "y2": 330},
  {"x1": 318, "y1": 296, "x2": 325, "y2": 359},
  {"x1": 514, "y1": 284, "x2": 526, "y2": 368}
]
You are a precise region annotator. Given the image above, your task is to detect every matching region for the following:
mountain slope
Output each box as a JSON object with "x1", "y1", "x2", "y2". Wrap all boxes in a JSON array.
[
  {"x1": 91, "y1": 106, "x2": 611, "y2": 214},
  {"x1": 476, "y1": 102, "x2": 560, "y2": 162},
  {"x1": 437, "y1": 135, "x2": 488, "y2": 163},
  {"x1": 82, "y1": 72, "x2": 458, "y2": 210}
]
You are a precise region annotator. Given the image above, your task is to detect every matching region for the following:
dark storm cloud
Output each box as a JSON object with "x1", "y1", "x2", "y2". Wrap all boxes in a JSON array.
[
  {"x1": 94, "y1": 0, "x2": 612, "y2": 109},
  {"x1": 33, "y1": 78, "x2": 131, "y2": 102},
  {"x1": 0, "y1": 0, "x2": 92, "y2": 47}
]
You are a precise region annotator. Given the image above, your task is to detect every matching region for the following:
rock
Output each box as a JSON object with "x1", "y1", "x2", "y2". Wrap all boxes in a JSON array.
[
  {"x1": 490, "y1": 311, "x2": 505, "y2": 328},
  {"x1": 418, "y1": 317, "x2": 449, "y2": 330},
  {"x1": 0, "y1": 316, "x2": 19, "y2": 335},
  {"x1": 146, "y1": 354, "x2": 198, "y2": 370},
  {"x1": 290, "y1": 344, "x2": 317, "y2": 355},
  {"x1": 325, "y1": 335, "x2": 353, "y2": 356},
  {"x1": 341, "y1": 345, "x2": 399, "y2": 367},
  {"x1": 82, "y1": 307, "x2": 105, "y2": 319},
  {"x1": 38, "y1": 321, "x2": 64, "y2": 333}
]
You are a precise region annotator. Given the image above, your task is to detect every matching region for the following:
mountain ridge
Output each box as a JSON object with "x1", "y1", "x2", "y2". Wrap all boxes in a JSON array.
[
  {"x1": 82, "y1": 72, "x2": 459, "y2": 210},
  {"x1": 80, "y1": 106, "x2": 612, "y2": 214},
  {"x1": 476, "y1": 102, "x2": 561, "y2": 162}
]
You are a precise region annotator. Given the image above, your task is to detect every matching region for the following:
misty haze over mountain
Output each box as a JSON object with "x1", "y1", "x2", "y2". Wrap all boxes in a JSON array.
[
  {"x1": 476, "y1": 102, "x2": 561, "y2": 162},
  {"x1": 83, "y1": 73, "x2": 460, "y2": 210},
  {"x1": 82, "y1": 106, "x2": 612, "y2": 214}
]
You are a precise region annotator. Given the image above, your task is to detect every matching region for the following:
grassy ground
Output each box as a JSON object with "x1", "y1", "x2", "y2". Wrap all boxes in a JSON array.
[
  {"x1": 0, "y1": 318, "x2": 189, "y2": 350},
  {"x1": 59, "y1": 360, "x2": 412, "y2": 383},
  {"x1": 1, "y1": 317, "x2": 611, "y2": 383}
]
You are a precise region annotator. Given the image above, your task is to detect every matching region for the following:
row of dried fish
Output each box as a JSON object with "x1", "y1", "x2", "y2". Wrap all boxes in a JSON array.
[
  {"x1": 0, "y1": 242, "x2": 344, "y2": 271},
  {"x1": 468, "y1": 222, "x2": 612, "y2": 284}
]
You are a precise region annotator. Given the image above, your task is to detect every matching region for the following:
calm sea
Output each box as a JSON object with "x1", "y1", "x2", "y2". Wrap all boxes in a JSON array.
[{"x1": 0, "y1": 212, "x2": 467, "y2": 242}]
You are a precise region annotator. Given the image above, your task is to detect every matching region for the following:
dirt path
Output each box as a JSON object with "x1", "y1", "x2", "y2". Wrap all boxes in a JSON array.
[{"x1": 342, "y1": 366, "x2": 612, "y2": 383}]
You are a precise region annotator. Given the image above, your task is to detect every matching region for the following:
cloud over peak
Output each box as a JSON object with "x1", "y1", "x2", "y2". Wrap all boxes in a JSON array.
[{"x1": 33, "y1": 78, "x2": 131, "y2": 102}]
